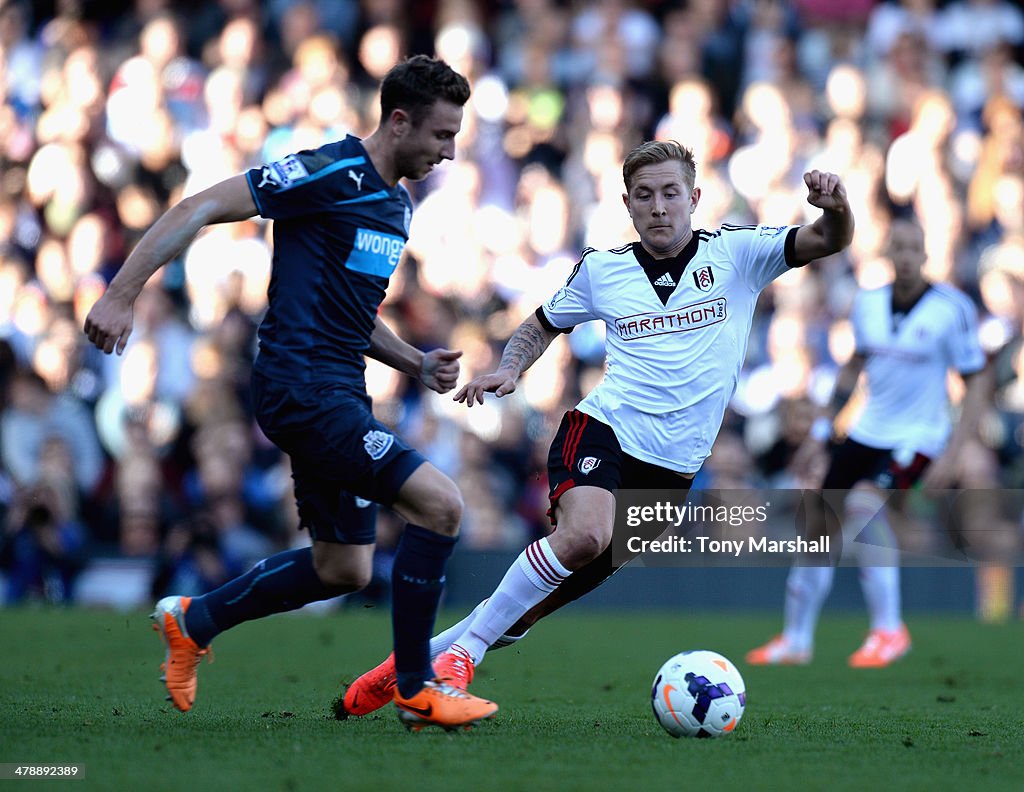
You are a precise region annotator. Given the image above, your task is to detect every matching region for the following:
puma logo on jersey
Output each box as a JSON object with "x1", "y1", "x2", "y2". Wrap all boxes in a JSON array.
[
  {"x1": 653, "y1": 272, "x2": 676, "y2": 288},
  {"x1": 348, "y1": 169, "x2": 365, "y2": 190},
  {"x1": 256, "y1": 167, "x2": 275, "y2": 189}
]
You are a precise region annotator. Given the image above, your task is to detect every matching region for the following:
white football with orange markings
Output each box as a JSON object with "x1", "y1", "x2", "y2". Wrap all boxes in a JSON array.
[{"x1": 651, "y1": 650, "x2": 746, "y2": 738}]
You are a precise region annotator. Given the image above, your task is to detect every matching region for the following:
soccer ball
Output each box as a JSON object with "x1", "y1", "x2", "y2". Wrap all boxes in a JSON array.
[{"x1": 651, "y1": 650, "x2": 746, "y2": 738}]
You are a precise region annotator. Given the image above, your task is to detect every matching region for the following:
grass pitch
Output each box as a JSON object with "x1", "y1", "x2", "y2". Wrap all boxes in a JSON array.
[{"x1": 1, "y1": 606, "x2": 1021, "y2": 792}]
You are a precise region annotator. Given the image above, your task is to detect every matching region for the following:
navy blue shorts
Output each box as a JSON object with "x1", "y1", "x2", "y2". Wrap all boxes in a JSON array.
[{"x1": 251, "y1": 372, "x2": 425, "y2": 545}]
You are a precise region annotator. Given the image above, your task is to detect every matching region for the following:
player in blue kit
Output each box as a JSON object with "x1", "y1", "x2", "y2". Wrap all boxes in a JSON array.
[{"x1": 83, "y1": 55, "x2": 498, "y2": 731}]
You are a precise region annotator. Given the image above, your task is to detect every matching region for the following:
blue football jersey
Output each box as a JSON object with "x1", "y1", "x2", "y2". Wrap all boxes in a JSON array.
[{"x1": 245, "y1": 135, "x2": 413, "y2": 387}]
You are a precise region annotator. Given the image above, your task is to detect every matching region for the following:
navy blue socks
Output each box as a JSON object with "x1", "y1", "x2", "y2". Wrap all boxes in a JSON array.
[
  {"x1": 391, "y1": 524, "x2": 457, "y2": 698},
  {"x1": 181, "y1": 529, "x2": 457, "y2": 699},
  {"x1": 184, "y1": 547, "x2": 346, "y2": 647}
]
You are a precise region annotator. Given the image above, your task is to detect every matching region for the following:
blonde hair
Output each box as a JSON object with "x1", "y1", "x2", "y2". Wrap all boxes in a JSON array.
[{"x1": 622, "y1": 140, "x2": 697, "y2": 192}]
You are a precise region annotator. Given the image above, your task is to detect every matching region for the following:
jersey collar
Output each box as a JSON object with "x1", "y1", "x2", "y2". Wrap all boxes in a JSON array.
[
  {"x1": 632, "y1": 233, "x2": 701, "y2": 306},
  {"x1": 890, "y1": 281, "x2": 932, "y2": 332}
]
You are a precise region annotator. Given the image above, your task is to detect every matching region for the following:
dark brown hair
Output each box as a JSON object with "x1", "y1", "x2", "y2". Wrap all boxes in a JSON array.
[{"x1": 380, "y1": 54, "x2": 471, "y2": 126}]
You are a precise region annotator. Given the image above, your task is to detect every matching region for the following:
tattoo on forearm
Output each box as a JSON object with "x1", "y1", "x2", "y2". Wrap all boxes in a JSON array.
[
  {"x1": 829, "y1": 388, "x2": 851, "y2": 415},
  {"x1": 499, "y1": 322, "x2": 551, "y2": 375}
]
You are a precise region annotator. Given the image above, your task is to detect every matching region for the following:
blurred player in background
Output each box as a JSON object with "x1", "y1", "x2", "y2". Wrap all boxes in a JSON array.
[
  {"x1": 340, "y1": 139, "x2": 854, "y2": 716},
  {"x1": 747, "y1": 217, "x2": 989, "y2": 668},
  {"x1": 84, "y1": 55, "x2": 498, "y2": 731}
]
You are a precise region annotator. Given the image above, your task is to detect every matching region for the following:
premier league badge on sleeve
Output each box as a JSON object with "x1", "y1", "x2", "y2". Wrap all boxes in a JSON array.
[
  {"x1": 257, "y1": 154, "x2": 310, "y2": 191},
  {"x1": 693, "y1": 266, "x2": 715, "y2": 292}
]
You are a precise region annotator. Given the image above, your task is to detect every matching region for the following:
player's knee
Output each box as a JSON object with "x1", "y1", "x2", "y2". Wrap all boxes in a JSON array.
[
  {"x1": 557, "y1": 525, "x2": 608, "y2": 569},
  {"x1": 418, "y1": 487, "x2": 463, "y2": 536},
  {"x1": 576, "y1": 530, "x2": 608, "y2": 566},
  {"x1": 320, "y1": 567, "x2": 372, "y2": 592},
  {"x1": 313, "y1": 556, "x2": 372, "y2": 592},
  {"x1": 347, "y1": 566, "x2": 374, "y2": 591}
]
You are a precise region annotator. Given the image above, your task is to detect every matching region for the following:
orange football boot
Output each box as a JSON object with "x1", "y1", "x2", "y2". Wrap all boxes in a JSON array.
[
  {"x1": 394, "y1": 679, "x2": 498, "y2": 732},
  {"x1": 151, "y1": 596, "x2": 212, "y2": 712},
  {"x1": 337, "y1": 652, "x2": 397, "y2": 718},
  {"x1": 745, "y1": 635, "x2": 811, "y2": 666},
  {"x1": 848, "y1": 624, "x2": 911, "y2": 668},
  {"x1": 432, "y1": 645, "x2": 475, "y2": 690}
]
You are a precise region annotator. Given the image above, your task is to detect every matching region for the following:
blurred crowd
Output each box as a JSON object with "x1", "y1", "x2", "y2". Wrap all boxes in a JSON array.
[{"x1": 1, "y1": 0, "x2": 1023, "y2": 606}]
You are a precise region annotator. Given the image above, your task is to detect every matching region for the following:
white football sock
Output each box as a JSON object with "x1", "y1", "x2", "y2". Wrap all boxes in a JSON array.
[
  {"x1": 429, "y1": 600, "x2": 486, "y2": 660},
  {"x1": 430, "y1": 601, "x2": 532, "y2": 660},
  {"x1": 846, "y1": 489, "x2": 902, "y2": 631},
  {"x1": 782, "y1": 564, "x2": 834, "y2": 653},
  {"x1": 845, "y1": 488, "x2": 899, "y2": 567},
  {"x1": 448, "y1": 538, "x2": 569, "y2": 666},
  {"x1": 490, "y1": 630, "x2": 528, "y2": 649},
  {"x1": 859, "y1": 566, "x2": 902, "y2": 631}
]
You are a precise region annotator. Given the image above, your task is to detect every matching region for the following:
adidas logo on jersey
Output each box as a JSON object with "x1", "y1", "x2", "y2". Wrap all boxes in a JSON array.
[{"x1": 653, "y1": 272, "x2": 676, "y2": 287}]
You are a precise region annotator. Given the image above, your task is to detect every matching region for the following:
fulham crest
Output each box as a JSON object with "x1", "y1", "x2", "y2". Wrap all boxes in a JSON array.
[
  {"x1": 693, "y1": 266, "x2": 715, "y2": 292},
  {"x1": 578, "y1": 456, "x2": 601, "y2": 475}
]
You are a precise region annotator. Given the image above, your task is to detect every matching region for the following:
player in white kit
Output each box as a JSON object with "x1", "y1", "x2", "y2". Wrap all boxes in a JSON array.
[
  {"x1": 340, "y1": 140, "x2": 854, "y2": 715},
  {"x1": 747, "y1": 218, "x2": 989, "y2": 668}
]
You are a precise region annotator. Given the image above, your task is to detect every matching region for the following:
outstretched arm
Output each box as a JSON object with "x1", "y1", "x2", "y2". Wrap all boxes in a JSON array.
[
  {"x1": 84, "y1": 175, "x2": 257, "y2": 354},
  {"x1": 454, "y1": 313, "x2": 560, "y2": 407},
  {"x1": 367, "y1": 316, "x2": 463, "y2": 394},
  {"x1": 792, "y1": 170, "x2": 855, "y2": 266}
]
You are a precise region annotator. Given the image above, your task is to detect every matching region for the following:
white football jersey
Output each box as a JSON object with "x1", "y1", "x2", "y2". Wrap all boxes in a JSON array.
[
  {"x1": 540, "y1": 224, "x2": 799, "y2": 473},
  {"x1": 849, "y1": 283, "x2": 985, "y2": 457}
]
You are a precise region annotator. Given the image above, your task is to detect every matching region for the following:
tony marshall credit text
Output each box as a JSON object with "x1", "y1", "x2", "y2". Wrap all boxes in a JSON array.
[{"x1": 626, "y1": 535, "x2": 831, "y2": 557}]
